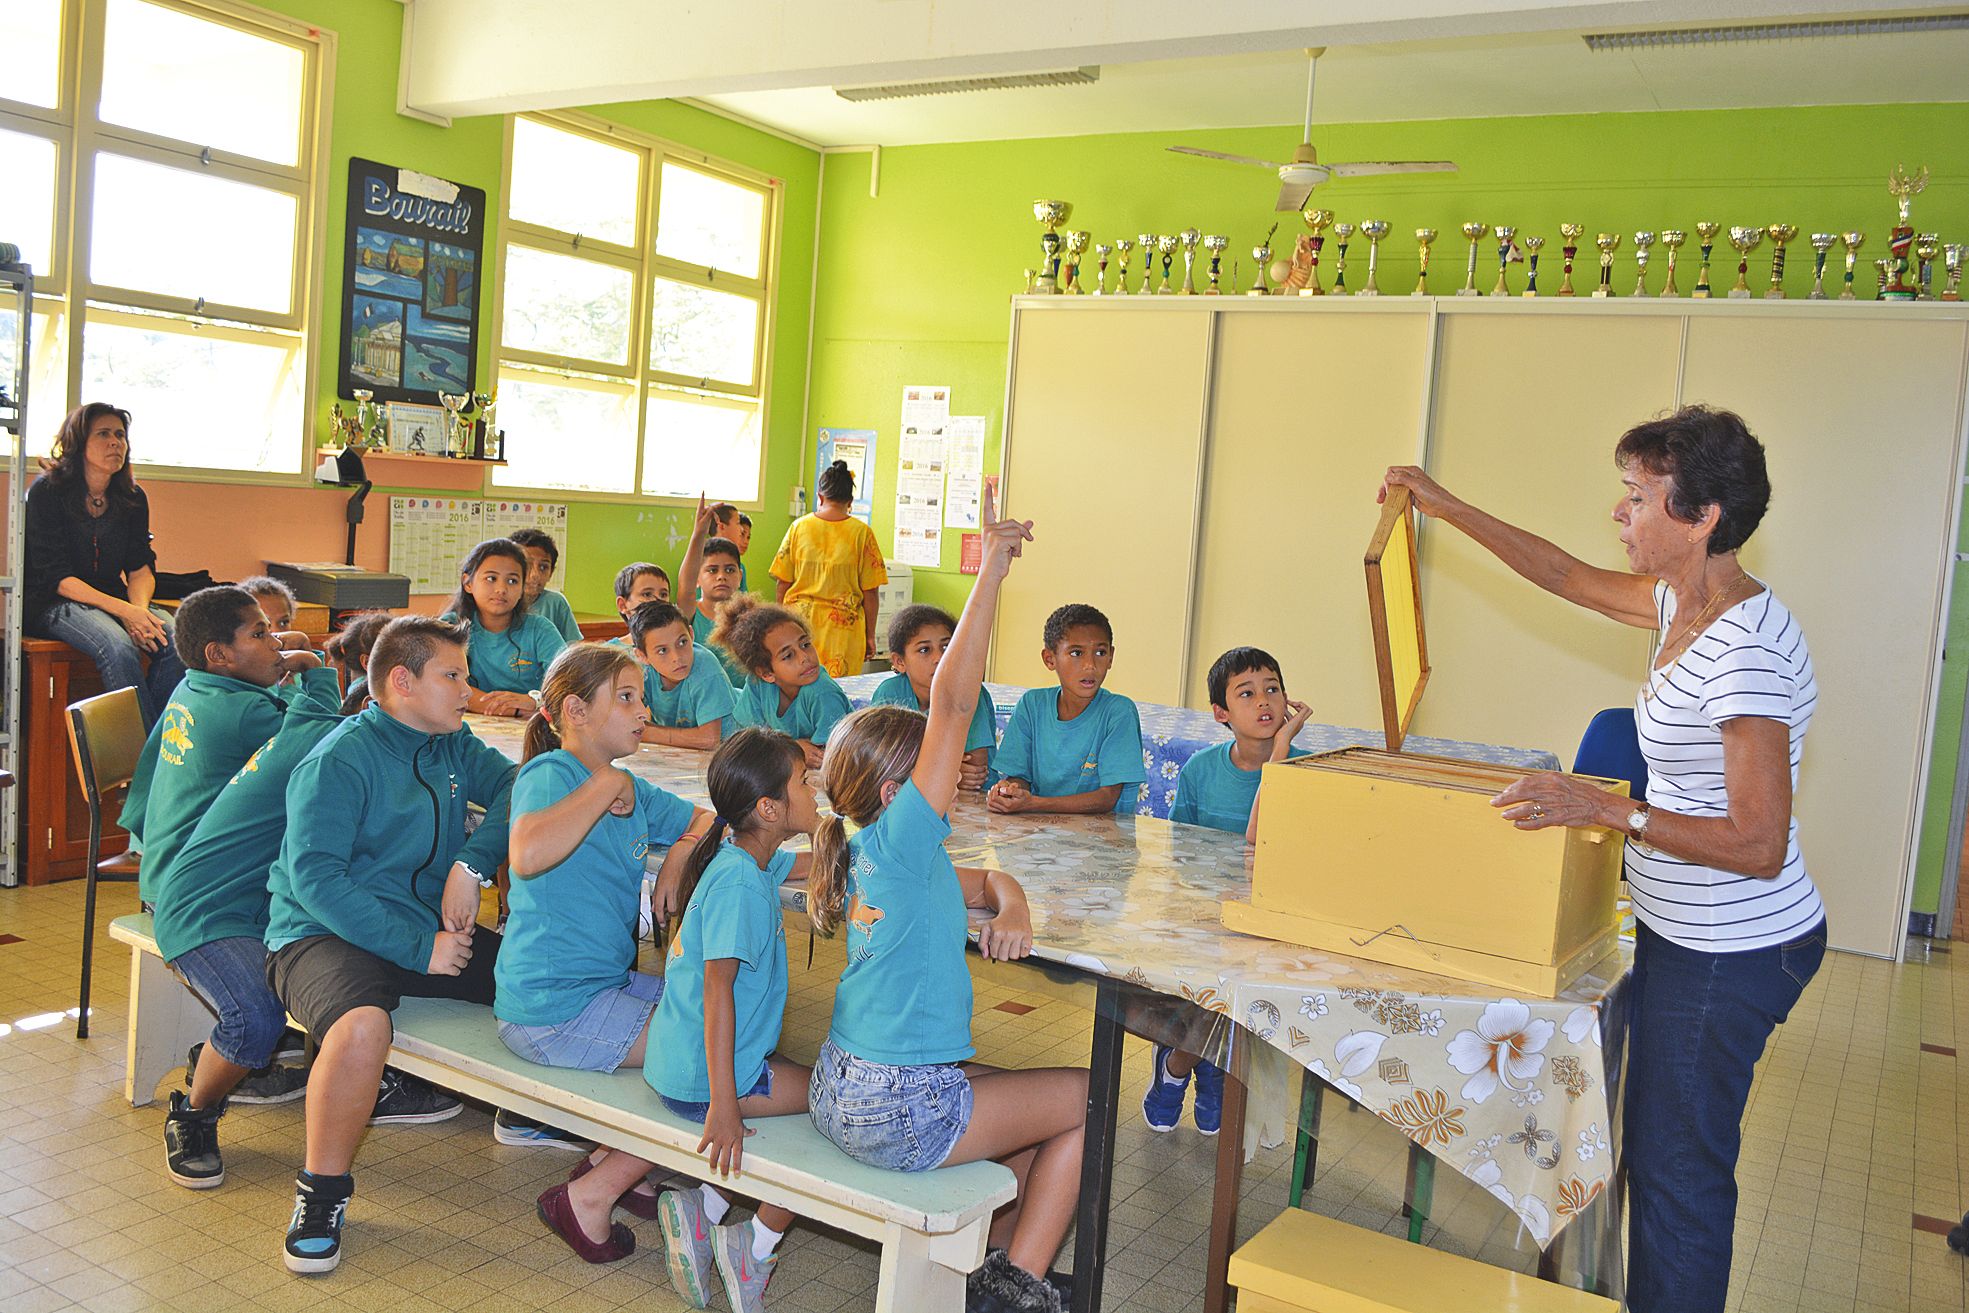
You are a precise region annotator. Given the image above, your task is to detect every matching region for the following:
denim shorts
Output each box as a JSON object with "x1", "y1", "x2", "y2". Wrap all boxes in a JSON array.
[
  {"x1": 171, "y1": 936, "x2": 285, "y2": 1070},
  {"x1": 497, "y1": 972, "x2": 663, "y2": 1073},
  {"x1": 658, "y1": 1062, "x2": 774, "y2": 1123},
  {"x1": 808, "y1": 1037, "x2": 973, "y2": 1172}
]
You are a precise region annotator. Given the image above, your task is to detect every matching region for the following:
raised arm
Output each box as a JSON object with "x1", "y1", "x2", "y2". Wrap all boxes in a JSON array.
[{"x1": 677, "y1": 492, "x2": 715, "y2": 608}]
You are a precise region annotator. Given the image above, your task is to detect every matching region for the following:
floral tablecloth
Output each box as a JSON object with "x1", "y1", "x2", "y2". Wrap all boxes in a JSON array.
[{"x1": 836, "y1": 675, "x2": 1563, "y2": 820}]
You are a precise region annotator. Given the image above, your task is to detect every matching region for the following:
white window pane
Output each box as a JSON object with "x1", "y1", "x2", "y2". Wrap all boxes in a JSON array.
[
  {"x1": 655, "y1": 162, "x2": 764, "y2": 278},
  {"x1": 81, "y1": 312, "x2": 302, "y2": 474},
  {"x1": 0, "y1": 300, "x2": 69, "y2": 457},
  {"x1": 500, "y1": 246, "x2": 634, "y2": 365},
  {"x1": 99, "y1": 0, "x2": 305, "y2": 167},
  {"x1": 0, "y1": 128, "x2": 59, "y2": 276},
  {"x1": 510, "y1": 119, "x2": 639, "y2": 247},
  {"x1": 647, "y1": 278, "x2": 757, "y2": 385},
  {"x1": 490, "y1": 369, "x2": 638, "y2": 494},
  {"x1": 0, "y1": 0, "x2": 63, "y2": 109},
  {"x1": 641, "y1": 389, "x2": 761, "y2": 501},
  {"x1": 91, "y1": 153, "x2": 297, "y2": 314}
]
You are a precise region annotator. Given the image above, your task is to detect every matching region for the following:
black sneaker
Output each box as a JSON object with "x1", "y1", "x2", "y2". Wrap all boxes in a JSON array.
[
  {"x1": 184, "y1": 1042, "x2": 309, "y2": 1104},
  {"x1": 965, "y1": 1249, "x2": 1063, "y2": 1313},
  {"x1": 274, "y1": 1027, "x2": 308, "y2": 1062},
  {"x1": 368, "y1": 1069, "x2": 461, "y2": 1125},
  {"x1": 284, "y1": 1171, "x2": 352, "y2": 1274},
  {"x1": 492, "y1": 1108, "x2": 589, "y2": 1150},
  {"x1": 163, "y1": 1090, "x2": 225, "y2": 1189}
]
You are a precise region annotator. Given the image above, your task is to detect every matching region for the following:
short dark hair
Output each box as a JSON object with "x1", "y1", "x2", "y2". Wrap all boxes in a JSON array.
[
  {"x1": 710, "y1": 503, "x2": 739, "y2": 526},
  {"x1": 737, "y1": 513, "x2": 752, "y2": 529},
  {"x1": 507, "y1": 527, "x2": 559, "y2": 568},
  {"x1": 703, "y1": 537, "x2": 742, "y2": 565},
  {"x1": 173, "y1": 586, "x2": 259, "y2": 670},
  {"x1": 370, "y1": 615, "x2": 467, "y2": 689},
  {"x1": 235, "y1": 574, "x2": 297, "y2": 615},
  {"x1": 1207, "y1": 646, "x2": 1285, "y2": 709},
  {"x1": 818, "y1": 459, "x2": 854, "y2": 504},
  {"x1": 1043, "y1": 603, "x2": 1113, "y2": 649},
  {"x1": 1614, "y1": 405, "x2": 1771, "y2": 555},
  {"x1": 628, "y1": 600, "x2": 689, "y2": 649},
  {"x1": 887, "y1": 603, "x2": 957, "y2": 654},
  {"x1": 613, "y1": 562, "x2": 669, "y2": 599}
]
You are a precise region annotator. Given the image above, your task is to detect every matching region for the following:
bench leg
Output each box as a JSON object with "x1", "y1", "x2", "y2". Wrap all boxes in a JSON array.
[
  {"x1": 873, "y1": 1220, "x2": 977, "y2": 1313},
  {"x1": 125, "y1": 947, "x2": 212, "y2": 1108}
]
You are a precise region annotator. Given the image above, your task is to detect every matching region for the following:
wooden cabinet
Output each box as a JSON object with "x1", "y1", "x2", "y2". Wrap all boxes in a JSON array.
[{"x1": 18, "y1": 639, "x2": 129, "y2": 885}]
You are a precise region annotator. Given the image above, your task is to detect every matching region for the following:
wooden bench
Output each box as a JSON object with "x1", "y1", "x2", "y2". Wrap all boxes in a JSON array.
[{"x1": 108, "y1": 914, "x2": 1015, "y2": 1311}]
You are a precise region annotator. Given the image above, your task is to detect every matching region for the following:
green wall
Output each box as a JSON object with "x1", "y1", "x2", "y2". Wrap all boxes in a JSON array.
[{"x1": 803, "y1": 103, "x2": 1969, "y2": 913}]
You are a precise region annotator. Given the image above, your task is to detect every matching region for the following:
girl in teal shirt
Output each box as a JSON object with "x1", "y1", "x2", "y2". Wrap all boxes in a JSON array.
[
  {"x1": 807, "y1": 494, "x2": 1083, "y2": 1313},
  {"x1": 503, "y1": 644, "x2": 713, "y2": 1263},
  {"x1": 715, "y1": 594, "x2": 852, "y2": 768},
  {"x1": 446, "y1": 537, "x2": 567, "y2": 717}
]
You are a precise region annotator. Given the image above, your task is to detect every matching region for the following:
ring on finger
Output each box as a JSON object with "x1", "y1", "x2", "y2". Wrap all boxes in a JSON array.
[{"x1": 1531, "y1": 804, "x2": 1546, "y2": 818}]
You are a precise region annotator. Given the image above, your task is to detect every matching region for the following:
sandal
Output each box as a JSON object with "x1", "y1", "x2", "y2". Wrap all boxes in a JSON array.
[
  {"x1": 570, "y1": 1155, "x2": 663, "y2": 1220},
  {"x1": 536, "y1": 1182, "x2": 636, "y2": 1263}
]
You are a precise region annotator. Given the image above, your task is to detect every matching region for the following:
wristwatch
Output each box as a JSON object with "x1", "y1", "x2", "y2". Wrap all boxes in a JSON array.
[
  {"x1": 457, "y1": 861, "x2": 495, "y2": 889},
  {"x1": 1625, "y1": 803, "x2": 1652, "y2": 846}
]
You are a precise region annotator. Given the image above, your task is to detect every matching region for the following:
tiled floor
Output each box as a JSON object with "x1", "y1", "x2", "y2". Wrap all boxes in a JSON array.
[{"x1": 0, "y1": 877, "x2": 1962, "y2": 1312}]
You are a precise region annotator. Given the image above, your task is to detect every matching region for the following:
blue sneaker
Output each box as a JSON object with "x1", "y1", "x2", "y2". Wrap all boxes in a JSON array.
[
  {"x1": 1193, "y1": 1059, "x2": 1225, "y2": 1136},
  {"x1": 1142, "y1": 1044, "x2": 1189, "y2": 1133},
  {"x1": 283, "y1": 1171, "x2": 351, "y2": 1274}
]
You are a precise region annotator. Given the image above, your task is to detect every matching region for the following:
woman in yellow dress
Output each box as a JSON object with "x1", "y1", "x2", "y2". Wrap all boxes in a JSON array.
[{"x1": 770, "y1": 460, "x2": 888, "y2": 679}]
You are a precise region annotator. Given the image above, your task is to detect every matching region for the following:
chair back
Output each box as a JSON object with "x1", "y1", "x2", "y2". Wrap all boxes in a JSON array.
[
  {"x1": 1573, "y1": 706, "x2": 1648, "y2": 803},
  {"x1": 66, "y1": 687, "x2": 148, "y2": 810}
]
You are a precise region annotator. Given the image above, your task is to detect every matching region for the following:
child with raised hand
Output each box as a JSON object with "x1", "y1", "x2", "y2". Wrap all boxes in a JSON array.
[
  {"x1": 693, "y1": 536, "x2": 752, "y2": 687},
  {"x1": 509, "y1": 527, "x2": 584, "y2": 644},
  {"x1": 988, "y1": 603, "x2": 1147, "y2": 816},
  {"x1": 808, "y1": 493, "x2": 1087, "y2": 1313},
  {"x1": 446, "y1": 537, "x2": 567, "y2": 717},
  {"x1": 629, "y1": 600, "x2": 736, "y2": 748},
  {"x1": 873, "y1": 603, "x2": 997, "y2": 791},
  {"x1": 716, "y1": 595, "x2": 852, "y2": 769},
  {"x1": 501, "y1": 643, "x2": 714, "y2": 1260}
]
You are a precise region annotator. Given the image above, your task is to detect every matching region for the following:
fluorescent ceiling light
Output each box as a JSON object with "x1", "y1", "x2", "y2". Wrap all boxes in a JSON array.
[
  {"x1": 835, "y1": 66, "x2": 1099, "y2": 102},
  {"x1": 1586, "y1": 14, "x2": 1969, "y2": 49}
]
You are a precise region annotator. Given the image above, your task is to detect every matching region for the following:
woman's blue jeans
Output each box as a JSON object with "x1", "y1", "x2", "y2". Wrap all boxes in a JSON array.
[{"x1": 29, "y1": 600, "x2": 185, "y2": 726}]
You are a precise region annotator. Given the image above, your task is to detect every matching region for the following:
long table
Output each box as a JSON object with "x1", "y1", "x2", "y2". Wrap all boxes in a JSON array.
[{"x1": 467, "y1": 715, "x2": 1627, "y2": 1308}]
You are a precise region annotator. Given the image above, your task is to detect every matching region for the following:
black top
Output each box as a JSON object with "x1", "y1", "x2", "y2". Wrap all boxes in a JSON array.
[{"x1": 23, "y1": 475, "x2": 158, "y2": 617}]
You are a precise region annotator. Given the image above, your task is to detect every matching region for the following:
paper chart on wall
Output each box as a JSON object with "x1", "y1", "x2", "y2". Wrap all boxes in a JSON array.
[
  {"x1": 894, "y1": 386, "x2": 952, "y2": 567},
  {"x1": 943, "y1": 415, "x2": 987, "y2": 529},
  {"x1": 389, "y1": 497, "x2": 485, "y2": 594},
  {"x1": 481, "y1": 500, "x2": 573, "y2": 591}
]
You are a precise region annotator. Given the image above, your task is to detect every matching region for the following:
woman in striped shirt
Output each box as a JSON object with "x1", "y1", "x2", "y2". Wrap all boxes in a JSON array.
[{"x1": 1383, "y1": 405, "x2": 1825, "y2": 1313}]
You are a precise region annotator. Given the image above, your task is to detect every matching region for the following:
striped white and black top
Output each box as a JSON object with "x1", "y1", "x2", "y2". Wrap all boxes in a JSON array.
[{"x1": 1629, "y1": 579, "x2": 1823, "y2": 952}]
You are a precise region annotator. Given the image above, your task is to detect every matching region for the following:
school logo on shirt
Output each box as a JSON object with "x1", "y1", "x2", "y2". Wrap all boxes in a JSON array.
[
  {"x1": 232, "y1": 735, "x2": 274, "y2": 783},
  {"x1": 1082, "y1": 756, "x2": 1099, "y2": 773},
  {"x1": 159, "y1": 704, "x2": 196, "y2": 766},
  {"x1": 846, "y1": 891, "x2": 885, "y2": 963},
  {"x1": 631, "y1": 837, "x2": 650, "y2": 863},
  {"x1": 511, "y1": 654, "x2": 536, "y2": 672}
]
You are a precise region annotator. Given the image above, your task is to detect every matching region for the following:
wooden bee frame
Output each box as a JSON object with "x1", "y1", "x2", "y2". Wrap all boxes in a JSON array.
[{"x1": 1364, "y1": 485, "x2": 1430, "y2": 752}]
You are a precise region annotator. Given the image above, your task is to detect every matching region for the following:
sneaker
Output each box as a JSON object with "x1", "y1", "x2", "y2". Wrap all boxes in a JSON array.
[
  {"x1": 184, "y1": 1042, "x2": 309, "y2": 1105},
  {"x1": 368, "y1": 1069, "x2": 461, "y2": 1125},
  {"x1": 710, "y1": 1220, "x2": 776, "y2": 1313},
  {"x1": 1193, "y1": 1059, "x2": 1225, "y2": 1137},
  {"x1": 1951, "y1": 1212, "x2": 1969, "y2": 1255},
  {"x1": 656, "y1": 1188, "x2": 716, "y2": 1308},
  {"x1": 274, "y1": 1027, "x2": 308, "y2": 1062},
  {"x1": 982, "y1": 1250, "x2": 1072, "y2": 1306},
  {"x1": 283, "y1": 1171, "x2": 352, "y2": 1274},
  {"x1": 493, "y1": 1108, "x2": 588, "y2": 1149},
  {"x1": 965, "y1": 1249, "x2": 1063, "y2": 1313},
  {"x1": 1141, "y1": 1044, "x2": 1190, "y2": 1133},
  {"x1": 162, "y1": 1090, "x2": 225, "y2": 1189}
]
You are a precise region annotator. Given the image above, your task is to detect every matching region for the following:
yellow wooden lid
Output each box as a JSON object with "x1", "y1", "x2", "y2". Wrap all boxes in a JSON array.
[{"x1": 1365, "y1": 486, "x2": 1429, "y2": 753}]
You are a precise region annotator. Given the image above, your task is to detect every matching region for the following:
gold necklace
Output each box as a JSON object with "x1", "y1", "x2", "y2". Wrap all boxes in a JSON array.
[{"x1": 1644, "y1": 570, "x2": 1751, "y2": 700}]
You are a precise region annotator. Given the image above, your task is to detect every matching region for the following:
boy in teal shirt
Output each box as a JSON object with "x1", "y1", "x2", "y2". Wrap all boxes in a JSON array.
[
  {"x1": 692, "y1": 537, "x2": 751, "y2": 687},
  {"x1": 629, "y1": 600, "x2": 735, "y2": 748},
  {"x1": 510, "y1": 527, "x2": 584, "y2": 643},
  {"x1": 987, "y1": 603, "x2": 1147, "y2": 816},
  {"x1": 871, "y1": 603, "x2": 997, "y2": 791},
  {"x1": 265, "y1": 616, "x2": 517, "y2": 1275}
]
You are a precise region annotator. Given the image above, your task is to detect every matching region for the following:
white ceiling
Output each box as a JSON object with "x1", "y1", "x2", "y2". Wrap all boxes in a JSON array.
[{"x1": 695, "y1": 26, "x2": 1969, "y2": 148}]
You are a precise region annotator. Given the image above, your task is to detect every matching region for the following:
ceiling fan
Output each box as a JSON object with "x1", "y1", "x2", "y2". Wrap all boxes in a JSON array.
[{"x1": 1167, "y1": 48, "x2": 1458, "y2": 211}]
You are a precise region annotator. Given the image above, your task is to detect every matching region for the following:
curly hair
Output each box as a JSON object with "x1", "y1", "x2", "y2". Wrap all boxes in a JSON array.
[
  {"x1": 713, "y1": 593, "x2": 808, "y2": 679},
  {"x1": 1614, "y1": 405, "x2": 1771, "y2": 555},
  {"x1": 1043, "y1": 602, "x2": 1113, "y2": 649}
]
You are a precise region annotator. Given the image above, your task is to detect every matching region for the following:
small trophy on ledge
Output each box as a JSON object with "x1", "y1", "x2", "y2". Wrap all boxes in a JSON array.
[
  {"x1": 1691, "y1": 221, "x2": 1721, "y2": 298},
  {"x1": 1032, "y1": 201, "x2": 1070, "y2": 294},
  {"x1": 1112, "y1": 238, "x2": 1133, "y2": 295},
  {"x1": 1592, "y1": 232, "x2": 1621, "y2": 298},
  {"x1": 1764, "y1": 223, "x2": 1798, "y2": 299},
  {"x1": 1659, "y1": 230, "x2": 1686, "y2": 297},
  {"x1": 1330, "y1": 223, "x2": 1355, "y2": 294},
  {"x1": 1631, "y1": 231, "x2": 1657, "y2": 297},
  {"x1": 1249, "y1": 222, "x2": 1277, "y2": 296},
  {"x1": 1943, "y1": 244, "x2": 1963, "y2": 302},
  {"x1": 1202, "y1": 235, "x2": 1229, "y2": 294},
  {"x1": 1063, "y1": 230, "x2": 1090, "y2": 294},
  {"x1": 1522, "y1": 235, "x2": 1545, "y2": 296},
  {"x1": 1838, "y1": 232, "x2": 1866, "y2": 300},
  {"x1": 1092, "y1": 242, "x2": 1111, "y2": 295},
  {"x1": 1806, "y1": 232, "x2": 1837, "y2": 300},
  {"x1": 1915, "y1": 234, "x2": 1941, "y2": 300},
  {"x1": 1413, "y1": 228, "x2": 1437, "y2": 296},
  {"x1": 1492, "y1": 226, "x2": 1518, "y2": 297},
  {"x1": 1358, "y1": 220, "x2": 1389, "y2": 296},
  {"x1": 1457, "y1": 221, "x2": 1488, "y2": 295},
  {"x1": 1882, "y1": 164, "x2": 1928, "y2": 301},
  {"x1": 1557, "y1": 223, "x2": 1584, "y2": 297},
  {"x1": 1725, "y1": 227, "x2": 1762, "y2": 298}
]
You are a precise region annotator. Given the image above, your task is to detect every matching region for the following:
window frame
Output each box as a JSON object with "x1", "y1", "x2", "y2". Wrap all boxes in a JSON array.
[
  {"x1": 0, "y1": 0, "x2": 333, "y2": 486},
  {"x1": 490, "y1": 108, "x2": 781, "y2": 508}
]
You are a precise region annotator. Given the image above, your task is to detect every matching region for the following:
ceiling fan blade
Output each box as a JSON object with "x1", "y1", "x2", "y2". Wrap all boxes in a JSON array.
[
  {"x1": 1275, "y1": 177, "x2": 1317, "y2": 211},
  {"x1": 1327, "y1": 161, "x2": 1459, "y2": 177},
  {"x1": 1167, "y1": 145, "x2": 1287, "y2": 169}
]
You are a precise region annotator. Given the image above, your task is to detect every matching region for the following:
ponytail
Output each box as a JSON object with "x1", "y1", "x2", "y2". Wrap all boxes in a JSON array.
[
  {"x1": 675, "y1": 728, "x2": 808, "y2": 942},
  {"x1": 660, "y1": 816, "x2": 728, "y2": 951},
  {"x1": 521, "y1": 708, "x2": 560, "y2": 762},
  {"x1": 528, "y1": 642, "x2": 637, "y2": 763},
  {"x1": 808, "y1": 813, "x2": 851, "y2": 936}
]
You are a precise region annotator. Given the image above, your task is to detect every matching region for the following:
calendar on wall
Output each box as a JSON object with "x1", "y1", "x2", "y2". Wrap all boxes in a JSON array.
[{"x1": 388, "y1": 497, "x2": 570, "y2": 595}]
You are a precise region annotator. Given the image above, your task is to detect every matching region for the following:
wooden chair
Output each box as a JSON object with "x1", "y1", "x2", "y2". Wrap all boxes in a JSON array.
[{"x1": 66, "y1": 687, "x2": 148, "y2": 1039}]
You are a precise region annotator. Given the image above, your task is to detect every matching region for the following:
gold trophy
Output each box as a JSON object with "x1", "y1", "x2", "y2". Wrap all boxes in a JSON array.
[
  {"x1": 1875, "y1": 257, "x2": 1892, "y2": 298},
  {"x1": 1202, "y1": 235, "x2": 1229, "y2": 294},
  {"x1": 1764, "y1": 223, "x2": 1797, "y2": 299},
  {"x1": 1113, "y1": 238, "x2": 1134, "y2": 296},
  {"x1": 1178, "y1": 228, "x2": 1202, "y2": 294},
  {"x1": 1248, "y1": 222, "x2": 1277, "y2": 297},
  {"x1": 1298, "y1": 208, "x2": 1334, "y2": 297},
  {"x1": 1915, "y1": 234, "x2": 1941, "y2": 300},
  {"x1": 1631, "y1": 231, "x2": 1656, "y2": 296},
  {"x1": 1156, "y1": 234, "x2": 1180, "y2": 293},
  {"x1": 1358, "y1": 220, "x2": 1390, "y2": 296},
  {"x1": 1691, "y1": 221, "x2": 1721, "y2": 298},
  {"x1": 1838, "y1": 232, "x2": 1865, "y2": 300},
  {"x1": 1522, "y1": 235, "x2": 1545, "y2": 296},
  {"x1": 1943, "y1": 244, "x2": 1964, "y2": 302},
  {"x1": 1137, "y1": 232, "x2": 1157, "y2": 294},
  {"x1": 1457, "y1": 221, "x2": 1488, "y2": 296},
  {"x1": 1592, "y1": 232, "x2": 1621, "y2": 298},
  {"x1": 1659, "y1": 230, "x2": 1686, "y2": 297},
  {"x1": 1092, "y1": 243, "x2": 1111, "y2": 295},
  {"x1": 1806, "y1": 233, "x2": 1837, "y2": 300},
  {"x1": 1331, "y1": 223, "x2": 1355, "y2": 295},
  {"x1": 1726, "y1": 227, "x2": 1761, "y2": 298},
  {"x1": 1063, "y1": 230, "x2": 1090, "y2": 294},
  {"x1": 1413, "y1": 228, "x2": 1437, "y2": 296},
  {"x1": 1557, "y1": 222, "x2": 1584, "y2": 296},
  {"x1": 1032, "y1": 201, "x2": 1070, "y2": 294},
  {"x1": 1883, "y1": 164, "x2": 1928, "y2": 300},
  {"x1": 1492, "y1": 225, "x2": 1518, "y2": 296}
]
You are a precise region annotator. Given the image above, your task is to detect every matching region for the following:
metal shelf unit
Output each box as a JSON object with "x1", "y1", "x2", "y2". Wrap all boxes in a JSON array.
[{"x1": 1, "y1": 262, "x2": 32, "y2": 886}]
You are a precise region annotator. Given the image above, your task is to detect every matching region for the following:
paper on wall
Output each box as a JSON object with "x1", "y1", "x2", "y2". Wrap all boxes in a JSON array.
[
  {"x1": 943, "y1": 415, "x2": 986, "y2": 528},
  {"x1": 895, "y1": 385, "x2": 953, "y2": 566}
]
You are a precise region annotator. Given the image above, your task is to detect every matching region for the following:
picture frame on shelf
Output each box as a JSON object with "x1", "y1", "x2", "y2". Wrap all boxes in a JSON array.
[{"x1": 386, "y1": 401, "x2": 444, "y2": 455}]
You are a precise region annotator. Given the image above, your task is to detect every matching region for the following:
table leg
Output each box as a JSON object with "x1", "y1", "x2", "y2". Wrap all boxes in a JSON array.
[
  {"x1": 1202, "y1": 1065, "x2": 1249, "y2": 1313},
  {"x1": 1288, "y1": 1074, "x2": 1323, "y2": 1209},
  {"x1": 1404, "y1": 1145, "x2": 1436, "y2": 1244},
  {"x1": 1071, "y1": 978, "x2": 1126, "y2": 1313}
]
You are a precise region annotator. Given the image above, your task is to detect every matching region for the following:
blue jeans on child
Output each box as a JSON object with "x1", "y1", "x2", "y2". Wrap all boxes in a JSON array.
[
  {"x1": 171, "y1": 936, "x2": 286, "y2": 1071},
  {"x1": 497, "y1": 972, "x2": 663, "y2": 1074},
  {"x1": 30, "y1": 600, "x2": 184, "y2": 726},
  {"x1": 658, "y1": 1063, "x2": 773, "y2": 1123},
  {"x1": 1624, "y1": 917, "x2": 1827, "y2": 1313},
  {"x1": 807, "y1": 1037, "x2": 972, "y2": 1172}
]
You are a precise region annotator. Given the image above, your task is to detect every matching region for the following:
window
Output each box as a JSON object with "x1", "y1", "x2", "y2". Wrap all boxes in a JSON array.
[
  {"x1": 493, "y1": 114, "x2": 776, "y2": 502},
  {"x1": 0, "y1": 0, "x2": 324, "y2": 475}
]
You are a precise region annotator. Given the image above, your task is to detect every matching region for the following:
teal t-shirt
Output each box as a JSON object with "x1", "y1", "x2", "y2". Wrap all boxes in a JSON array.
[
  {"x1": 1170, "y1": 740, "x2": 1309, "y2": 834},
  {"x1": 450, "y1": 611, "x2": 567, "y2": 694},
  {"x1": 643, "y1": 648, "x2": 737, "y2": 735},
  {"x1": 496, "y1": 749, "x2": 695, "y2": 1027},
  {"x1": 826, "y1": 780, "x2": 974, "y2": 1066},
  {"x1": 994, "y1": 686, "x2": 1148, "y2": 812},
  {"x1": 868, "y1": 673, "x2": 997, "y2": 764},
  {"x1": 731, "y1": 669, "x2": 853, "y2": 744},
  {"x1": 691, "y1": 608, "x2": 751, "y2": 687},
  {"x1": 532, "y1": 589, "x2": 584, "y2": 643},
  {"x1": 644, "y1": 842, "x2": 793, "y2": 1102}
]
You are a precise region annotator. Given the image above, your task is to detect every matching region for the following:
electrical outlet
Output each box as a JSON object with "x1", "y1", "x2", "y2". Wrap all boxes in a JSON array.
[{"x1": 789, "y1": 485, "x2": 807, "y2": 517}]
